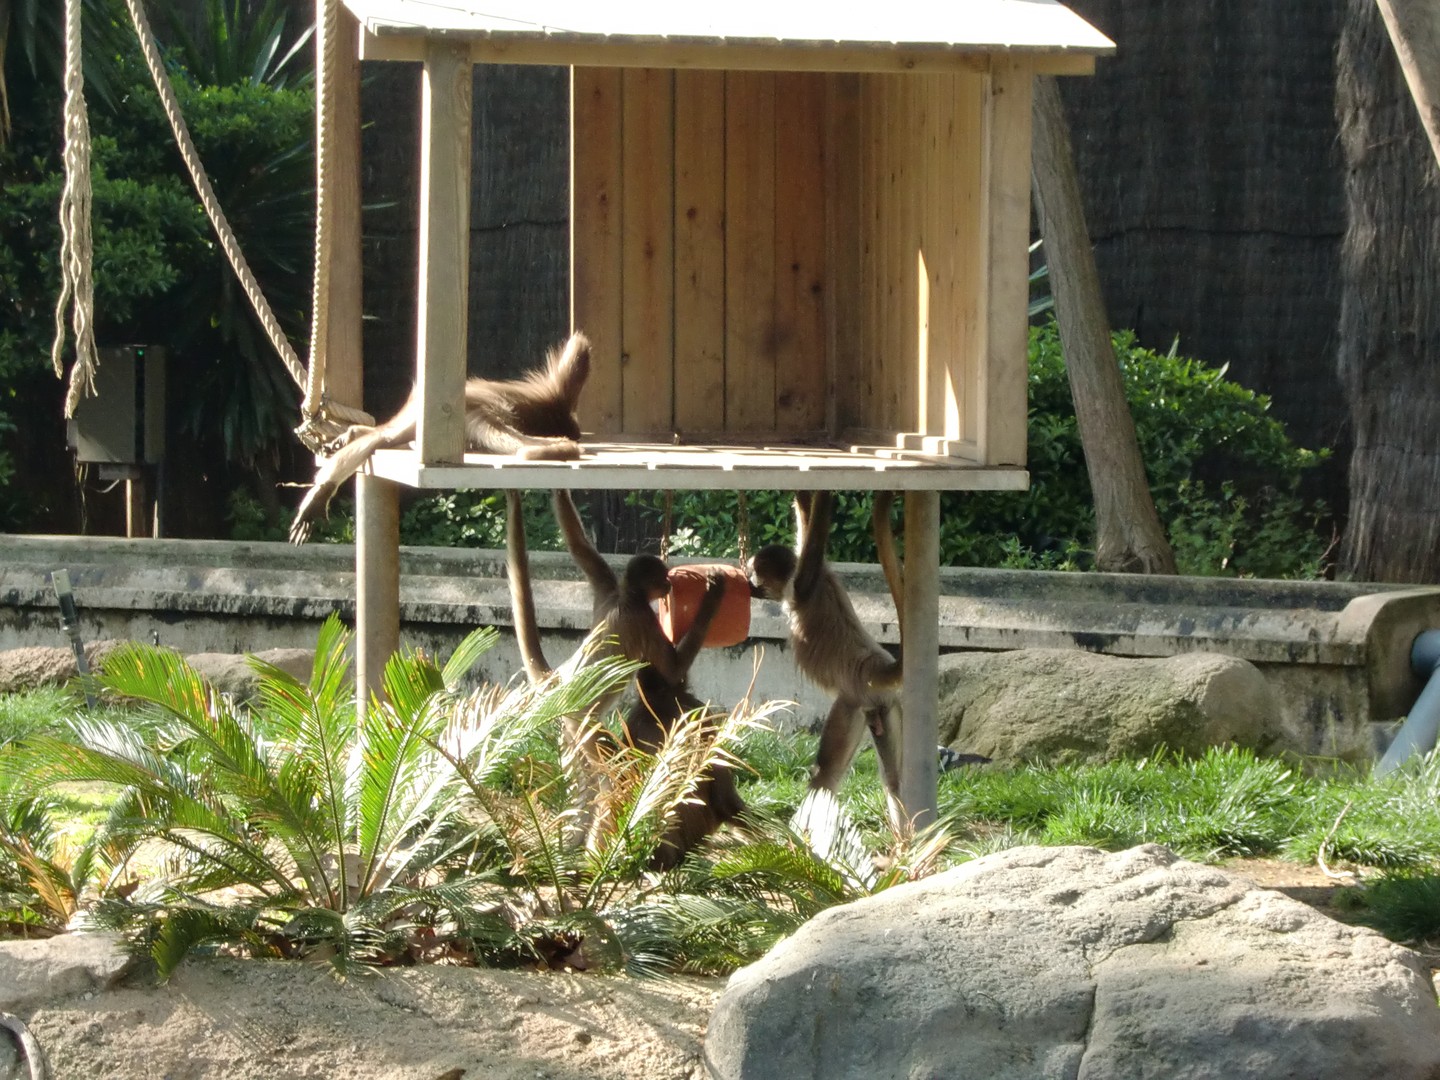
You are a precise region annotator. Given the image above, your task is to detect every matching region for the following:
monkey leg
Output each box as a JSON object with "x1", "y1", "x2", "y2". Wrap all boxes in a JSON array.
[{"x1": 809, "y1": 697, "x2": 870, "y2": 793}]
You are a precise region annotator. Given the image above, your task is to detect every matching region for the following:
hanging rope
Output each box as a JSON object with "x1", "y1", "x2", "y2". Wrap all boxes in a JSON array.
[
  {"x1": 736, "y1": 490, "x2": 751, "y2": 565},
  {"x1": 297, "y1": 0, "x2": 339, "y2": 446},
  {"x1": 116, "y1": 0, "x2": 371, "y2": 447},
  {"x1": 52, "y1": 0, "x2": 99, "y2": 418},
  {"x1": 659, "y1": 489, "x2": 674, "y2": 561}
]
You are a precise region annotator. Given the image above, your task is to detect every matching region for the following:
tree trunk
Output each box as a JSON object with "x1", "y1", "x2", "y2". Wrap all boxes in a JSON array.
[
  {"x1": 1337, "y1": 0, "x2": 1440, "y2": 583},
  {"x1": 1375, "y1": 0, "x2": 1440, "y2": 167},
  {"x1": 1031, "y1": 75, "x2": 1177, "y2": 575}
]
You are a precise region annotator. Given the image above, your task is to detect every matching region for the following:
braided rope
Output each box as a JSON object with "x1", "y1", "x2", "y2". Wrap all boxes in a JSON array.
[
  {"x1": 302, "y1": 0, "x2": 339, "y2": 422},
  {"x1": 120, "y1": 0, "x2": 370, "y2": 445},
  {"x1": 52, "y1": 0, "x2": 100, "y2": 419}
]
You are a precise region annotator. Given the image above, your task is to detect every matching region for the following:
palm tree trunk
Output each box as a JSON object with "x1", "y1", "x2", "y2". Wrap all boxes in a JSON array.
[{"x1": 1031, "y1": 75, "x2": 1176, "y2": 574}]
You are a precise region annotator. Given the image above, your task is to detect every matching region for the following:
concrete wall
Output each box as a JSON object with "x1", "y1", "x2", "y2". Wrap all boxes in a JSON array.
[{"x1": 4, "y1": 535, "x2": 1440, "y2": 758}]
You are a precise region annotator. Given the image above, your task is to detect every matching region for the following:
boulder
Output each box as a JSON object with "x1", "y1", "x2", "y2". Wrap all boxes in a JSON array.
[
  {"x1": 938, "y1": 649, "x2": 1282, "y2": 764},
  {"x1": 0, "y1": 640, "x2": 127, "y2": 695},
  {"x1": 184, "y1": 649, "x2": 315, "y2": 701},
  {"x1": 0, "y1": 933, "x2": 135, "y2": 1014},
  {"x1": 705, "y1": 845, "x2": 1440, "y2": 1080}
]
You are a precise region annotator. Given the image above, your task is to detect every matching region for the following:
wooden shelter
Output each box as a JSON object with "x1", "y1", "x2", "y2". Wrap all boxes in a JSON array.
[{"x1": 317, "y1": 0, "x2": 1114, "y2": 826}]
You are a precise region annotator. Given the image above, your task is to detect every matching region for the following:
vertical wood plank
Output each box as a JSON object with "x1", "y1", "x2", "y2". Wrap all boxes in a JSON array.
[
  {"x1": 318, "y1": 6, "x2": 364, "y2": 412},
  {"x1": 859, "y1": 75, "x2": 885, "y2": 432},
  {"x1": 620, "y1": 69, "x2": 675, "y2": 435},
  {"x1": 724, "y1": 71, "x2": 777, "y2": 433},
  {"x1": 979, "y1": 60, "x2": 1033, "y2": 466},
  {"x1": 674, "y1": 70, "x2": 727, "y2": 434},
  {"x1": 899, "y1": 488, "x2": 940, "y2": 833},
  {"x1": 774, "y1": 72, "x2": 828, "y2": 434},
  {"x1": 356, "y1": 473, "x2": 400, "y2": 717},
  {"x1": 416, "y1": 41, "x2": 471, "y2": 464},
  {"x1": 571, "y1": 67, "x2": 624, "y2": 435},
  {"x1": 921, "y1": 74, "x2": 946, "y2": 439},
  {"x1": 824, "y1": 74, "x2": 861, "y2": 435},
  {"x1": 881, "y1": 75, "x2": 903, "y2": 431},
  {"x1": 948, "y1": 74, "x2": 980, "y2": 448},
  {"x1": 895, "y1": 74, "x2": 920, "y2": 438}
]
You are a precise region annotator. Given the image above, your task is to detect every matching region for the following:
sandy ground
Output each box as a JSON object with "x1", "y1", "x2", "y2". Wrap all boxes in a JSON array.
[
  {"x1": 25, "y1": 959, "x2": 723, "y2": 1080},
  {"x1": 14, "y1": 857, "x2": 1436, "y2": 1080}
]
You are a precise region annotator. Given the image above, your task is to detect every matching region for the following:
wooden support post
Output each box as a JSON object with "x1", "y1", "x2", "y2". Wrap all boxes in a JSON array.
[
  {"x1": 900, "y1": 488, "x2": 940, "y2": 832},
  {"x1": 977, "y1": 60, "x2": 1032, "y2": 468},
  {"x1": 416, "y1": 40, "x2": 472, "y2": 464},
  {"x1": 317, "y1": 3, "x2": 365, "y2": 410},
  {"x1": 1376, "y1": 0, "x2": 1440, "y2": 170},
  {"x1": 356, "y1": 472, "x2": 400, "y2": 715}
]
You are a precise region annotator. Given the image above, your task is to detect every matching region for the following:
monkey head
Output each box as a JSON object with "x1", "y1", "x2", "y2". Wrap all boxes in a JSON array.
[
  {"x1": 624, "y1": 553, "x2": 673, "y2": 603},
  {"x1": 747, "y1": 544, "x2": 797, "y2": 600}
]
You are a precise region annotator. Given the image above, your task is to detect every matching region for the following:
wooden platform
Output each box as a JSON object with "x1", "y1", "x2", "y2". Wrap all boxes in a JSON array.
[{"x1": 366, "y1": 441, "x2": 1030, "y2": 491}]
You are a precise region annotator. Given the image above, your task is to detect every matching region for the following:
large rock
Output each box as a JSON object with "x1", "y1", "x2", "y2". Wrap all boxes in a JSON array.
[
  {"x1": 184, "y1": 649, "x2": 314, "y2": 701},
  {"x1": 0, "y1": 933, "x2": 135, "y2": 1013},
  {"x1": 938, "y1": 649, "x2": 1282, "y2": 763},
  {"x1": 705, "y1": 845, "x2": 1440, "y2": 1080},
  {"x1": 0, "y1": 640, "x2": 126, "y2": 694}
]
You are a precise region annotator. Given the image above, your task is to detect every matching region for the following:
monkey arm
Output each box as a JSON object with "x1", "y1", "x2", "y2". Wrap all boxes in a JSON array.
[
  {"x1": 792, "y1": 490, "x2": 834, "y2": 601},
  {"x1": 872, "y1": 491, "x2": 905, "y2": 631},
  {"x1": 505, "y1": 490, "x2": 553, "y2": 685},
  {"x1": 553, "y1": 490, "x2": 618, "y2": 606}
]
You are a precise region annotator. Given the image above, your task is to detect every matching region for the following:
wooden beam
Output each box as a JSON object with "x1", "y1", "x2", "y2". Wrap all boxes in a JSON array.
[
  {"x1": 976, "y1": 59, "x2": 1032, "y2": 467},
  {"x1": 1375, "y1": 0, "x2": 1440, "y2": 169},
  {"x1": 899, "y1": 488, "x2": 940, "y2": 832},
  {"x1": 415, "y1": 39, "x2": 472, "y2": 464},
  {"x1": 355, "y1": 472, "x2": 400, "y2": 715},
  {"x1": 317, "y1": 4, "x2": 365, "y2": 411},
  {"x1": 360, "y1": 32, "x2": 1099, "y2": 76}
]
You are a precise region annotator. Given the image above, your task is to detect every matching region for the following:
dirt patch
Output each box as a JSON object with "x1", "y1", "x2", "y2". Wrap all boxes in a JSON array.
[
  {"x1": 12, "y1": 856, "x2": 1435, "y2": 1078},
  {"x1": 25, "y1": 959, "x2": 722, "y2": 1080}
]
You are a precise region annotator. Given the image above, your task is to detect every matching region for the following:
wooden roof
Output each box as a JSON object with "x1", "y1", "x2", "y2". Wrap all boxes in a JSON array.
[{"x1": 343, "y1": 0, "x2": 1115, "y2": 71}]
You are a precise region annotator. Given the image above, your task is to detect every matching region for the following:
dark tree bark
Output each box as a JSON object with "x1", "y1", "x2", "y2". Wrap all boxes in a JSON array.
[
  {"x1": 1337, "y1": 0, "x2": 1440, "y2": 582},
  {"x1": 1032, "y1": 76, "x2": 1177, "y2": 575}
]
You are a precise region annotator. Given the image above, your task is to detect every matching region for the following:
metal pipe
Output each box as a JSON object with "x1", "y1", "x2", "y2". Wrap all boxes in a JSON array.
[
  {"x1": 50, "y1": 569, "x2": 96, "y2": 708},
  {"x1": 1374, "y1": 628, "x2": 1440, "y2": 777}
]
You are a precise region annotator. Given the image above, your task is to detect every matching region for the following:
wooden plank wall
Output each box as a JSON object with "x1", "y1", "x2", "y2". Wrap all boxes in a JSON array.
[
  {"x1": 571, "y1": 68, "x2": 832, "y2": 439},
  {"x1": 845, "y1": 71, "x2": 988, "y2": 459},
  {"x1": 571, "y1": 66, "x2": 1006, "y2": 459}
]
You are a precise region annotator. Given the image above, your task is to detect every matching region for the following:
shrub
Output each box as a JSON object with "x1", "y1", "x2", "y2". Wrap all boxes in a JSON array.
[{"x1": 624, "y1": 322, "x2": 1330, "y2": 577}]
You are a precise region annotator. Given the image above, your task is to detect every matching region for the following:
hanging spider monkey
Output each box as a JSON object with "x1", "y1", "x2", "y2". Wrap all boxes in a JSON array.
[
  {"x1": 504, "y1": 489, "x2": 746, "y2": 868},
  {"x1": 748, "y1": 490, "x2": 908, "y2": 821},
  {"x1": 288, "y1": 332, "x2": 592, "y2": 543}
]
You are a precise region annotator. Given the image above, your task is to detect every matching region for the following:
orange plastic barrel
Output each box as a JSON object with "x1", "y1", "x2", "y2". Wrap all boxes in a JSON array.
[{"x1": 658, "y1": 563, "x2": 752, "y2": 647}]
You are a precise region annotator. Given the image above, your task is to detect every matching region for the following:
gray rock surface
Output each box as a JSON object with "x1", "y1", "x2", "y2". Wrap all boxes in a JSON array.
[
  {"x1": 938, "y1": 649, "x2": 1283, "y2": 763},
  {"x1": 0, "y1": 933, "x2": 135, "y2": 1014},
  {"x1": 0, "y1": 641, "x2": 126, "y2": 695},
  {"x1": 705, "y1": 845, "x2": 1440, "y2": 1080},
  {"x1": 184, "y1": 648, "x2": 315, "y2": 701}
]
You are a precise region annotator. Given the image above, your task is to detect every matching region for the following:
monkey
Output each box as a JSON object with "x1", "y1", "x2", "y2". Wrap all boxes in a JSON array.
[
  {"x1": 748, "y1": 490, "x2": 907, "y2": 824},
  {"x1": 288, "y1": 332, "x2": 592, "y2": 543},
  {"x1": 537, "y1": 489, "x2": 746, "y2": 868}
]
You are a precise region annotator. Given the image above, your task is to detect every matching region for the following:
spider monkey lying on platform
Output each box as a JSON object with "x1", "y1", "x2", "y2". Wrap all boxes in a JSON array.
[
  {"x1": 748, "y1": 490, "x2": 908, "y2": 823},
  {"x1": 504, "y1": 489, "x2": 746, "y2": 869},
  {"x1": 288, "y1": 332, "x2": 592, "y2": 543}
]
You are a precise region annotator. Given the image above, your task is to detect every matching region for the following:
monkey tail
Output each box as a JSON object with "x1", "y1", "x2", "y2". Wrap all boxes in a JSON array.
[
  {"x1": 505, "y1": 489, "x2": 554, "y2": 684},
  {"x1": 872, "y1": 490, "x2": 904, "y2": 645}
]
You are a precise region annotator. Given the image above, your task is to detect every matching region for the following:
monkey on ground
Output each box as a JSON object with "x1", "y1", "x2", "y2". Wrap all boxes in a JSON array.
[
  {"x1": 505, "y1": 489, "x2": 746, "y2": 868},
  {"x1": 748, "y1": 490, "x2": 907, "y2": 824},
  {"x1": 289, "y1": 332, "x2": 592, "y2": 543}
]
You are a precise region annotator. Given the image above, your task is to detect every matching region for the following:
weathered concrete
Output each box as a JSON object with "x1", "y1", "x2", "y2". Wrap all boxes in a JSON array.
[{"x1": 3, "y1": 534, "x2": 1440, "y2": 757}]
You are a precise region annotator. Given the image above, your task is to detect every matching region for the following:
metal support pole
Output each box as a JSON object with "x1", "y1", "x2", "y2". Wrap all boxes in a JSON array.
[
  {"x1": 355, "y1": 472, "x2": 400, "y2": 718},
  {"x1": 900, "y1": 489, "x2": 940, "y2": 832}
]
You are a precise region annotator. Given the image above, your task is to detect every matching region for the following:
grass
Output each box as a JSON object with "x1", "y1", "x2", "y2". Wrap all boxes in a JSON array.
[{"x1": 3, "y1": 686, "x2": 1440, "y2": 949}]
